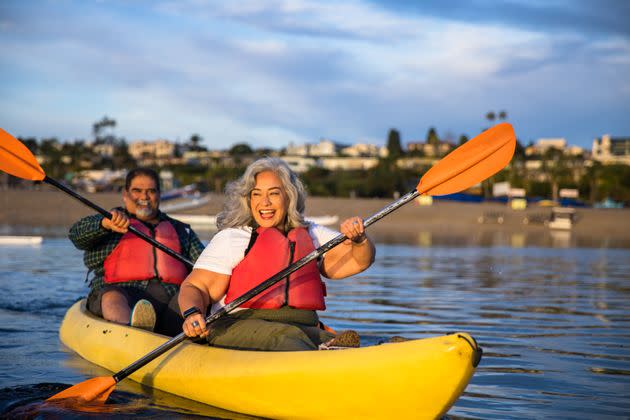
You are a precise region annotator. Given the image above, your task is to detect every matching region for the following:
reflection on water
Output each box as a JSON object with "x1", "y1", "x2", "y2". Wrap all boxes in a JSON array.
[
  {"x1": 0, "y1": 238, "x2": 629, "y2": 419},
  {"x1": 371, "y1": 228, "x2": 630, "y2": 249}
]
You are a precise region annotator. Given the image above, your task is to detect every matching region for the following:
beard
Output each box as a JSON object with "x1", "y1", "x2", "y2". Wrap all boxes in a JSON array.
[{"x1": 134, "y1": 200, "x2": 157, "y2": 219}]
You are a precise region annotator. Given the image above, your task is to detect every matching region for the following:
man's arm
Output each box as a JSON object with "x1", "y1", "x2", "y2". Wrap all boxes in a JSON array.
[{"x1": 68, "y1": 214, "x2": 113, "y2": 250}]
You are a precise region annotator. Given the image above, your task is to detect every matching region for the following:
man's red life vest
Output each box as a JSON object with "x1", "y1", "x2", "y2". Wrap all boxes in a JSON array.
[
  {"x1": 104, "y1": 219, "x2": 189, "y2": 285},
  {"x1": 224, "y1": 227, "x2": 326, "y2": 310}
]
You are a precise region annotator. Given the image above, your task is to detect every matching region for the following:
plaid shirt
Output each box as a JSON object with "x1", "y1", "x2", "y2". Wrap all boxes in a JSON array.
[{"x1": 68, "y1": 208, "x2": 205, "y2": 297}]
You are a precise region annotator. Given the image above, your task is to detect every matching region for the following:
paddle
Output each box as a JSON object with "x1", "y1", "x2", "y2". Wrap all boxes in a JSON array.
[
  {"x1": 0, "y1": 128, "x2": 193, "y2": 269},
  {"x1": 46, "y1": 122, "x2": 515, "y2": 404}
]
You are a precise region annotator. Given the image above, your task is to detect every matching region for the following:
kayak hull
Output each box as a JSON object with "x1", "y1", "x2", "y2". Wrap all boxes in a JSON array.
[{"x1": 59, "y1": 299, "x2": 480, "y2": 419}]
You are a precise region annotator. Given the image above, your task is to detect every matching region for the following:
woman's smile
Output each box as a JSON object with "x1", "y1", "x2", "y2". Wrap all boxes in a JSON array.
[{"x1": 250, "y1": 171, "x2": 288, "y2": 228}]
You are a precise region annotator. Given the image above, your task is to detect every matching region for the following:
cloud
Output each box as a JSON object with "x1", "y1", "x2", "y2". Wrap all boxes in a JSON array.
[{"x1": 0, "y1": 0, "x2": 628, "y2": 149}]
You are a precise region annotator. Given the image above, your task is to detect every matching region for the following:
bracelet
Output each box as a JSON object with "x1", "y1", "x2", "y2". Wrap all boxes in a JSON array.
[{"x1": 182, "y1": 306, "x2": 201, "y2": 319}]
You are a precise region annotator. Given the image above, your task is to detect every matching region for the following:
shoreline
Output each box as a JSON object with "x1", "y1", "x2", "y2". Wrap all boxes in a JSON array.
[{"x1": 1, "y1": 187, "x2": 629, "y2": 248}]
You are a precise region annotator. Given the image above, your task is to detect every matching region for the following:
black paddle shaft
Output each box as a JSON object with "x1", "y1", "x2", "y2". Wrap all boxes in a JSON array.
[
  {"x1": 44, "y1": 176, "x2": 194, "y2": 269},
  {"x1": 112, "y1": 189, "x2": 421, "y2": 383}
]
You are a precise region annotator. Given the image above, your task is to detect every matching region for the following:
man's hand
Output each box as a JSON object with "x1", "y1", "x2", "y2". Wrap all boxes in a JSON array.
[{"x1": 102, "y1": 209, "x2": 130, "y2": 233}]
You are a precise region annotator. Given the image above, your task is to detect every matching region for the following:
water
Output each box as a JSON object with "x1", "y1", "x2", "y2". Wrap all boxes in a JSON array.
[{"x1": 0, "y1": 237, "x2": 629, "y2": 419}]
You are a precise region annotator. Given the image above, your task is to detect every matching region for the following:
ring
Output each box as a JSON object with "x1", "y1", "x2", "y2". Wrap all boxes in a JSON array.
[{"x1": 192, "y1": 321, "x2": 200, "y2": 328}]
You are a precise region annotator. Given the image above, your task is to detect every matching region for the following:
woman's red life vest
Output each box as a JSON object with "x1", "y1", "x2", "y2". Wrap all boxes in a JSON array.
[
  {"x1": 224, "y1": 227, "x2": 326, "y2": 310},
  {"x1": 104, "y1": 219, "x2": 189, "y2": 285}
]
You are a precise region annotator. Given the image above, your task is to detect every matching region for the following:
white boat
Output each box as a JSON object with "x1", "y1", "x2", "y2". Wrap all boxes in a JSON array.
[
  {"x1": 160, "y1": 196, "x2": 211, "y2": 212},
  {"x1": 170, "y1": 214, "x2": 339, "y2": 230},
  {"x1": 0, "y1": 235, "x2": 43, "y2": 245},
  {"x1": 548, "y1": 207, "x2": 576, "y2": 230}
]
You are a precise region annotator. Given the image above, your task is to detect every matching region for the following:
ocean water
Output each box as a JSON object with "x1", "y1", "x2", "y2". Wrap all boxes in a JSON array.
[{"x1": 0, "y1": 236, "x2": 628, "y2": 419}]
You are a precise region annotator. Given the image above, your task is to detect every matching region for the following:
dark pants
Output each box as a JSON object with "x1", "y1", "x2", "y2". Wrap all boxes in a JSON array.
[
  {"x1": 87, "y1": 280, "x2": 183, "y2": 336},
  {"x1": 206, "y1": 307, "x2": 335, "y2": 351}
]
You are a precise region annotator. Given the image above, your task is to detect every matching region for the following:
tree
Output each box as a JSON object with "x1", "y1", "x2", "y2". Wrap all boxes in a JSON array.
[
  {"x1": 92, "y1": 116, "x2": 116, "y2": 141},
  {"x1": 426, "y1": 127, "x2": 439, "y2": 146},
  {"x1": 229, "y1": 143, "x2": 254, "y2": 155},
  {"x1": 386, "y1": 129, "x2": 403, "y2": 158},
  {"x1": 458, "y1": 134, "x2": 469, "y2": 146},
  {"x1": 485, "y1": 111, "x2": 496, "y2": 125},
  {"x1": 498, "y1": 110, "x2": 508, "y2": 120},
  {"x1": 188, "y1": 134, "x2": 206, "y2": 151}
]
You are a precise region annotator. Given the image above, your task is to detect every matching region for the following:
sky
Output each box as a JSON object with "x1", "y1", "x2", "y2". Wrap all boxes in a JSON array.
[{"x1": 1, "y1": 0, "x2": 629, "y2": 150}]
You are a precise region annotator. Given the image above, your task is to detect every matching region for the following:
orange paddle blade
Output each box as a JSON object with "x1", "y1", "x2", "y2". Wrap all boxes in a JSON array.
[
  {"x1": 0, "y1": 127, "x2": 46, "y2": 181},
  {"x1": 417, "y1": 122, "x2": 516, "y2": 196},
  {"x1": 46, "y1": 376, "x2": 116, "y2": 403}
]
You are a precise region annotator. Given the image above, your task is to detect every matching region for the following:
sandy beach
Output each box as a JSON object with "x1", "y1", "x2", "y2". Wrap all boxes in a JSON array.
[{"x1": 1, "y1": 186, "x2": 629, "y2": 247}]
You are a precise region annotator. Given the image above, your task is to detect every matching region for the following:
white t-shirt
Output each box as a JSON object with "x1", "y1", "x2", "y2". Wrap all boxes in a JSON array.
[
  {"x1": 194, "y1": 223, "x2": 340, "y2": 275},
  {"x1": 194, "y1": 223, "x2": 340, "y2": 314}
]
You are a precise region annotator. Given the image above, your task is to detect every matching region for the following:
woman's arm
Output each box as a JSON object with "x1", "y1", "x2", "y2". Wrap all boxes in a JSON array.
[
  {"x1": 320, "y1": 217, "x2": 376, "y2": 279},
  {"x1": 178, "y1": 269, "x2": 230, "y2": 338}
]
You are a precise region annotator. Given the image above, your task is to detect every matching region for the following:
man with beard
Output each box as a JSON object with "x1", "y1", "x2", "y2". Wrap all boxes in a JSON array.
[{"x1": 69, "y1": 168, "x2": 205, "y2": 335}]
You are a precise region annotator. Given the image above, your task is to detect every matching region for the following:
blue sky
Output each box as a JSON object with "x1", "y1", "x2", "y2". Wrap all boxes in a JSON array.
[{"x1": 1, "y1": 0, "x2": 628, "y2": 150}]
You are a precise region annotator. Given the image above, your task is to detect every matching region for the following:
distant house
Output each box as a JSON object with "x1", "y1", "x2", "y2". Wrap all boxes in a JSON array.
[
  {"x1": 319, "y1": 156, "x2": 379, "y2": 171},
  {"x1": 286, "y1": 139, "x2": 344, "y2": 157},
  {"x1": 592, "y1": 135, "x2": 630, "y2": 165},
  {"x1": 92, "y1": 143, "x2": 115, "y2": 158},
  {"x1": 340, "y1": 143, "x2": 387, "y2": 158},
  {"x1": 280, "y1": 156, "x2": 318, "y2": 173},
  {"x1": 129, "y1": 139, "x2": 176, "y2": 164},
  {"x1": 407, "y1": 141, "x2": 452, "y2": 157},
  {"x1": 526, "y1": 138, "x2": 584, "y2": 157},
  {"x1": 395, "y1": 157, "x2": 436, "y2": 170}
]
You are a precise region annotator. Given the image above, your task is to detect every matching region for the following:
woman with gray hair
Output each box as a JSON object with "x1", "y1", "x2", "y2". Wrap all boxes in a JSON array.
[{"x1": 178, "y1": 157, "x2": 375, "y2": 351}]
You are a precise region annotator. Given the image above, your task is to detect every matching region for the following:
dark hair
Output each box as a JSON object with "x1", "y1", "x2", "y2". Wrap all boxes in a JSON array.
[{"x1": 125, "y1": 167, "x2": 161, "y2": 192}]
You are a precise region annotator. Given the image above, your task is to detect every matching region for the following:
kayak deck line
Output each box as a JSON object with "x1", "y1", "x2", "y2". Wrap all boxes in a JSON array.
[{"x1": 60, "y1": 299, "x2": 480, "y2": 419}]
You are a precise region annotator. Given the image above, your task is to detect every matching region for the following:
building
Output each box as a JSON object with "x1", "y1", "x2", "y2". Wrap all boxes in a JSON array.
[
  {"x1": 285, "y1": 139, "x2": 342, "y2": 157},
  {"x1": 319, "y1": 156, "x2": 379, "y2": 171},
  {"x1": 340, "y1": 143, "x2": 387, "y2": 158},
  {"x1": 129, "y1": 140, "x2": 176, "y2": 160},
  {"x1": 407, "y1": 141, "x2": 452, "y2": 157},
  {"x1": 280, "y1": 156, "x2": 318, "y2": 173},
  {"x1": 92, "y1": 143, "x2": 115, "y2": 158},
  {"x1": 592, "y1": 135, "x2": 630, "y2": 165},
  {"x1": 525, "y1": 138, "x2": 565, "y2": 156},
  {"x1": 525, "y1": 137, "x2": 585, "y2": 157}
]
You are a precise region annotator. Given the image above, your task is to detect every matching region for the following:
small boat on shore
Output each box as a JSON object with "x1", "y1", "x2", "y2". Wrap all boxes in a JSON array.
[
  {"x1": 0, "y1": 235, "x2": 43, "y2": 245},
  {"x1": 548, "y1": 207, "x2": 576, "y2": 230},
  {"x1": 59, "y1": 300, "x2": 481, "y2": 419}
]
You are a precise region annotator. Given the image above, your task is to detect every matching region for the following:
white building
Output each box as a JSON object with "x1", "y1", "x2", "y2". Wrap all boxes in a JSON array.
[
  {"x1": 319, "y1": 157, "x2": 379, "y2": 171},
  {"x1": 341, "y1": 143, "x2": 387, "y2": 158},
  {"x1": 280, "y1": 156, "x2": 318, "y2": 173},
  {"x1": 285, "y1": 139, "x2": 340, "y2": 157}
]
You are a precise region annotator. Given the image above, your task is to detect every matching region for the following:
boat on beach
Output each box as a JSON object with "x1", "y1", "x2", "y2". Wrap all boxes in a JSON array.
[
  {"x1": 59, "y1": 300, "x2": 481, "y2": 419},
  {"x1": 548, "y1": 207, "x2": 577, "y2": 230}
]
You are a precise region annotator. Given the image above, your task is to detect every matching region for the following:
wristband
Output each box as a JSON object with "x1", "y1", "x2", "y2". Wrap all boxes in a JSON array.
[{"x1": 183, "y1": 306, "x2": 201, "y2": 319}]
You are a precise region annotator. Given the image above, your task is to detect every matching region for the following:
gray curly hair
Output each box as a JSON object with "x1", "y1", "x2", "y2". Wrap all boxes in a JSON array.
[{"x1": 216, "y1": 157, "x2": 307, "y2": 231}]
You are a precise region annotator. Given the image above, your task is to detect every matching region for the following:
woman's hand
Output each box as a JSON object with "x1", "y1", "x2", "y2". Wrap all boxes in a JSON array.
[
  {"x1": 183, "y1": 313, "x2": 209, "y2": 338},
  {"x1": 339, "y1": 217, "x2": 367, "y2": 245},
  {"x1": 322, "y1": 216, "x2": 375, "y2": 279},
  {"x1": 102, "y1": 209, "x2": 129, "y2": 233}
]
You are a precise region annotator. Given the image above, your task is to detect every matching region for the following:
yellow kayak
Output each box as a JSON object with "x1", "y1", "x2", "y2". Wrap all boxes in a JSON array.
[{"x1": 59, "y1": 299, "x2": 481, "y2": 419}]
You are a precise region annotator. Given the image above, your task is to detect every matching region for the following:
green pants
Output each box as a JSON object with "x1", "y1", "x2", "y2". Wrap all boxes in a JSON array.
[{"x1": 206, "y1": 307, "x2": 335, "y2": 351}]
